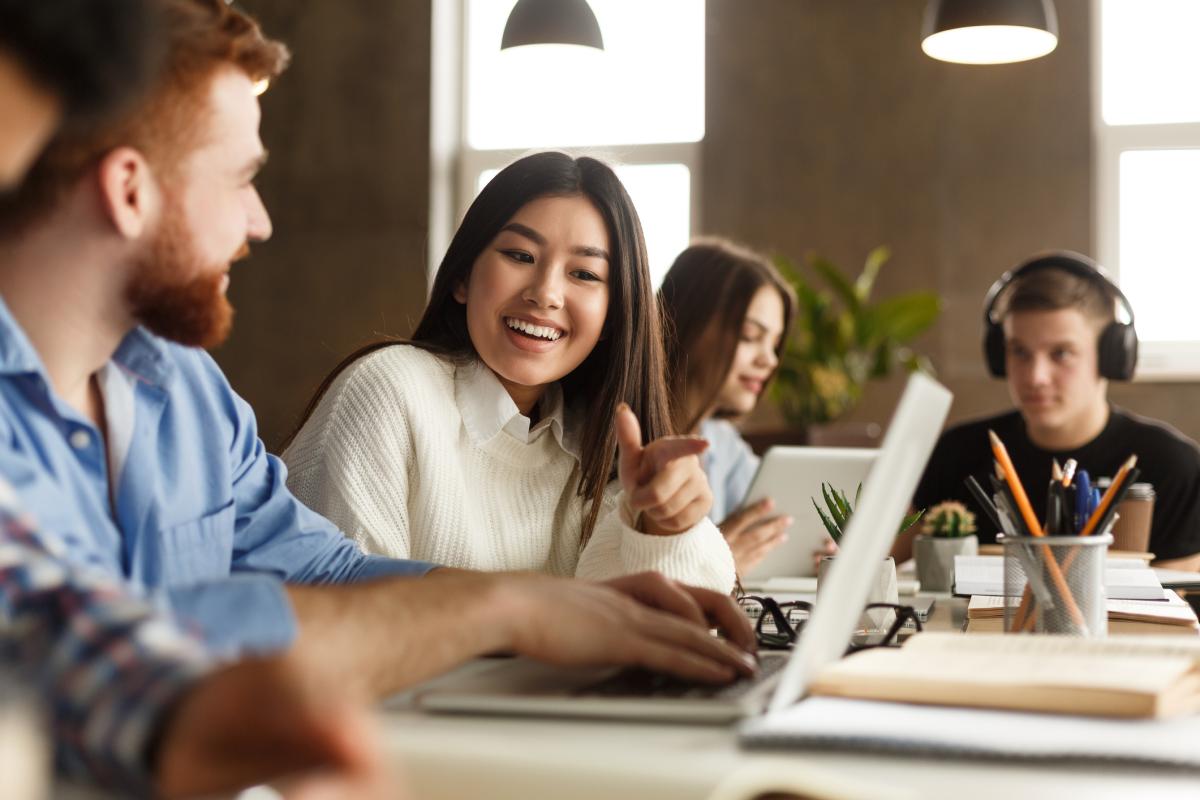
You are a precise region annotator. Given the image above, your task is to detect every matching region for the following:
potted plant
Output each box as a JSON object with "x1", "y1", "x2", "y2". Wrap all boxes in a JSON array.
[
  {"x1": 770, "y1": 247, "x2": 940, "y2": 435},
  {"x1": 812, "y1": 483, "x2": 924, "y2": 627},
  {"x1": 914, "y1": 501, "x2": 979, "y2": 593}
]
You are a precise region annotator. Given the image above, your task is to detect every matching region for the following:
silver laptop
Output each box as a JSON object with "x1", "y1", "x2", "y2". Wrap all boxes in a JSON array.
[
  {"x1": 741, "y1": 446, "x2": 879, "y2": 582},
  {"x1": 415, "y1": 373, "x2": 952, "y2": 724}
]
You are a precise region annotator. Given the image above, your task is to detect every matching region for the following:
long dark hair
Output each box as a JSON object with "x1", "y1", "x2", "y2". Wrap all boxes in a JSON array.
[
  {"x1": 659, "y1": 238, "x2": 796, "y2": 434},
  {"x1": 284, "y1": 151, "x2": 673, "y2": 545}
]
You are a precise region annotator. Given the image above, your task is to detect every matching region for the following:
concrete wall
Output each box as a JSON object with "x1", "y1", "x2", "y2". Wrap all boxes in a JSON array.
[
  {"x1": 705, "y1": 0, "x2": 1200, "y2": 442},
  {"x1": 214, "y1": 0, "x2": 432, "y2": 450}
]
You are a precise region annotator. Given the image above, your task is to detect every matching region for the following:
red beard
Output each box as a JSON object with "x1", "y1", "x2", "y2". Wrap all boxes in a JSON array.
[{"x1": 125, "y1": 207, "x2": 240, "y2": 350}]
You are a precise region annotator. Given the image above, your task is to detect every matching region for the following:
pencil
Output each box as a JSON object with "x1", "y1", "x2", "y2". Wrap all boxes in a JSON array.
[
  {"x1": 988, "y1": 431, "x2": 1044, "y2": 537},
  {"x1": 1078, "y1": 455, "x2": 1138, "y2": 538},
  {"x1": 1061, "y1": 459, "x2": 1078, "y2": 488}
]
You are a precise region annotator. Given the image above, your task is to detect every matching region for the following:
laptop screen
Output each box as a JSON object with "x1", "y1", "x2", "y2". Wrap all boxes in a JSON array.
[{"x1": 768, "y1": 372, "x2": 952, "y2": 712}]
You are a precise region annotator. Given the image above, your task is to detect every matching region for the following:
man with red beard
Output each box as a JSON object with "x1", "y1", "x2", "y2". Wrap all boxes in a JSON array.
[{"x1": 0, "y1": 0, "x2": 756, "y2": 725}]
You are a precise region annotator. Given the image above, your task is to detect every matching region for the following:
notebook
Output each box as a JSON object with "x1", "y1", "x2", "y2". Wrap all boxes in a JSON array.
[
  {"x1": 740, "y1": 446, "x2": 878, "y2": 583},
  {"x1": 964, "y1": 591, "x2": 1200, "y2": 635},
  {"x1": 742, "y1": 696, "x2": 1200, "y2": 770},
  {"x1": 415, "y1": 373, "x2": 953, "y2": 724}
]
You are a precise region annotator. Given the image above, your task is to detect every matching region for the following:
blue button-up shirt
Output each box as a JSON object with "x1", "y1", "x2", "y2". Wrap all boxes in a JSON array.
[{"x1": 0, "y1": 297, "x2": 433, "y2": 655}]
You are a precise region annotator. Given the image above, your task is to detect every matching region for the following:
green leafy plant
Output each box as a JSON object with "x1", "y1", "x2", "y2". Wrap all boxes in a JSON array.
[
  {"x1": 770, "y1": 247, "x2": 941, "y2": 428},
  {"x1": 920, "y1": 500, "x2": 977, "y2": 539},
  {"x1": 812, "y1": 482, "x2": 924, "y2": 545}
]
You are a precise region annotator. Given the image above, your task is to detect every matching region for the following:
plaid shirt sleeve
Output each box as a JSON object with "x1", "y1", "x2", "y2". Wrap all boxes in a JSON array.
[{"x1": 0, "y1": 481, "x2": 213, "y2": 795}]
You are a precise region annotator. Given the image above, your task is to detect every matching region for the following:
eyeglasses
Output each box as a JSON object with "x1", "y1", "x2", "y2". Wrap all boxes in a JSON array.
[
  {"x1": 737, "y1": 595, "x2": 813, "y2": 649},
  {"x1": 846, "y1": 603, "x2": 924, "y2": 652},
  {"x1": 737, "y1": 595, "x2": 923, "y2": 651}
]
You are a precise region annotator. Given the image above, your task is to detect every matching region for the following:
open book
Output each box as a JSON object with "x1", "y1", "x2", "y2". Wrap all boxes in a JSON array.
[
  {"x1": 965, "y1": 591, "x2": 1200, "y2": 635},
  {"x1": 808, "y1": 632, "x2": 1200, "y2": 719}
]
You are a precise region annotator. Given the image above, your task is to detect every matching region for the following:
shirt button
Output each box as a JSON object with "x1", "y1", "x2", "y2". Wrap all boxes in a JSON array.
[{"x1": 69, "y1": 429, "x2": 91, "y2": 450}]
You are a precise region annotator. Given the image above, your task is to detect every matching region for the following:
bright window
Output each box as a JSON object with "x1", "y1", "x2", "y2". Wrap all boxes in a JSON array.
[
  {"x1": 437, "y1": 0, "x2": 705, "y2": 288},
  {"x1": 1094, "y1": 0, "x2": 1200, "y2": 377}
]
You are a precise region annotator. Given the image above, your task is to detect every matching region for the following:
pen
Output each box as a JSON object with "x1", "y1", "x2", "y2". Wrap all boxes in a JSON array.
[
  {"x1": 965, "y1": 475, "x2": 1005, "y2": 534},
  {"x1": 1044, "y1": 479, "x2": 1065, "y2": 536},
  {"x1": 1075, "y1": 469, "x2": 1092, "y2": 531}
]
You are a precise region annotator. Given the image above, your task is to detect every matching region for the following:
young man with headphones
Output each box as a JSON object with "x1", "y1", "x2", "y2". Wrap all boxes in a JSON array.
[{"x1": 904, "y1": 251, "x2": 1200, "y2": 571}]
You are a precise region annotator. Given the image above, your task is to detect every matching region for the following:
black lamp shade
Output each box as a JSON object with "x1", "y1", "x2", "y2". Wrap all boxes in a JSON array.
[
  {"x1": 501, "y1": 0, "x2": 604, "y2": 51},
  {"x1": 922, "y1": 0, "x2": 1058, "y2": 64}
]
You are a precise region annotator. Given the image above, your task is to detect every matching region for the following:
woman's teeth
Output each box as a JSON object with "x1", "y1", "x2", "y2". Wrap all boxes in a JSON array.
[{"x1": 506, "y1": 318, "x2": 562, "y2": 341}]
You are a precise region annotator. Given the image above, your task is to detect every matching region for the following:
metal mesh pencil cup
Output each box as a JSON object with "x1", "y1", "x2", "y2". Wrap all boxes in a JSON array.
[{"x1": 1001, "y1": 533, "x2": 1111, "y2": 636}]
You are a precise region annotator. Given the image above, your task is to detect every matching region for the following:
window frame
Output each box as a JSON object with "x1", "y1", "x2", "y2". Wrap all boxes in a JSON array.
[
  {"x1": 1092, "y1": 0, "x2": 1200, "y2": 379},
  {"x1": 431, "y1": 0, "x2": 703, "y2": 286}
]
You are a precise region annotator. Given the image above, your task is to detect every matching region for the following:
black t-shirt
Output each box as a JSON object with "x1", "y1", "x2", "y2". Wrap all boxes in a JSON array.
[{"x1": 913, "y1": 407, "x2": 1200, "y2": 561}]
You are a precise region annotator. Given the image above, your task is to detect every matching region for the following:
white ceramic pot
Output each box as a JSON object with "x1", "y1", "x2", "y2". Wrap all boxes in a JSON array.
[{"x1": 817, "y1": 554, "x2": 899, "y2": 631}]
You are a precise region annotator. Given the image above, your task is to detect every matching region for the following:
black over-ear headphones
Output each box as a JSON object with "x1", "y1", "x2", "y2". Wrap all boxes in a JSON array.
[{"x1": 982, "y1": 251, "x2": 1138, "y2": 381}]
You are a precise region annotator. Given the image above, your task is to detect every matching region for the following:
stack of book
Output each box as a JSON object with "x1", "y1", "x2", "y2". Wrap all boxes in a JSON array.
[
  {"x1": 807, "y1": 632, "x2": 1200, "y2": 718},
  {"x1": 953, "y1": 554, "x2": 1166, "y2": 600},
  {"x1": 964, "y1": 591, "x2": 1200, "y2": 635}
]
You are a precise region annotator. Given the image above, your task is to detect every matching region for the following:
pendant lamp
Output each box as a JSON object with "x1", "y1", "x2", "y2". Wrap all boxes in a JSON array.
[
  {"x1": 501, "y1": 0, "x2": 604, "y2": 51},
  {"x1": 922, "y1": 0, "x2": 1058, "y2": 64}
]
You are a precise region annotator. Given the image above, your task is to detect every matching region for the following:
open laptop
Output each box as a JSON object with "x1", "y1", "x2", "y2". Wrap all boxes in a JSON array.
[
  {"x1": 415, "y1": 373, "x2": 952, "y2": 724},
  {"x1": 741, "y1": 447, "x2": 879, "y2": 583}
]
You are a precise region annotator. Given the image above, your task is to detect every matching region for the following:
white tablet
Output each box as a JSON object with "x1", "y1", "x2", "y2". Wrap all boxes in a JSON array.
[{"x1": 740, "y1": 446, "x2": 879, "y2": 583}]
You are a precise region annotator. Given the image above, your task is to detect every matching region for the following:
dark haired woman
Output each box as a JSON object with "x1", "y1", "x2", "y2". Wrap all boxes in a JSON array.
[
  {"x1": 282, "y1": 153, "x2": 735, "y2": 591},
  {"x1": 660, "y1": 238, "x2": 823, "y2": 574}
]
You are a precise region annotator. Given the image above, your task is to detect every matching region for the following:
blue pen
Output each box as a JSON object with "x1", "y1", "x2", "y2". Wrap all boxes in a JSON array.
[{"x1": 1075, "y1": 469, "x2": 1092, "y2": 532}]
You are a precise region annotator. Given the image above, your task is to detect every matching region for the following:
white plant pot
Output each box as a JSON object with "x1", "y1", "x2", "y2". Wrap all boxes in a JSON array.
[
  {"x1": 817, "y1": 555, "x2": 899, "y2": 631},
  {"x1": 914, "y1": 534, "x2": 978, "y2": 593}
]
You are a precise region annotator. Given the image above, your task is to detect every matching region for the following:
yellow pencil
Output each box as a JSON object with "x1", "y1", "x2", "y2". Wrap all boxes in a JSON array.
[
  {"x1": 1078, "y1": 455, "x2": 1138, "y2": 538},
  {"x1": 988, "y1": 430, "x2": 1043, "y2": 538}
]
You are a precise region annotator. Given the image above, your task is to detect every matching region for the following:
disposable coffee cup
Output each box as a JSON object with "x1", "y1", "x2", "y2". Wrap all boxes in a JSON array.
[{"x1": 1109, "y1": 482, "x2": 1155, "y2": 554}]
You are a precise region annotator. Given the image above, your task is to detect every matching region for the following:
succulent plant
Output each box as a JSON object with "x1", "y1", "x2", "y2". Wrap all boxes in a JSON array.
[
  {"x1": 921, "y1": 500, "x2": 977, "y2": 539},
  {"x1": 812, "y1": 482, "x2": 924, "y2": 545}
]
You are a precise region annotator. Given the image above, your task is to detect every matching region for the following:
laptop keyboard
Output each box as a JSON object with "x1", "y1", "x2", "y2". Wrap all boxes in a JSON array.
[{"x1": 573, "y1": 655, "x2": 789, "y2": 701}]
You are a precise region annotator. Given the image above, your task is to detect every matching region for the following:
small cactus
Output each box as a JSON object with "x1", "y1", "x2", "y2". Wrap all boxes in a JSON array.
[
  {"x1": 921, "y1": 500, "x2": 977, "y2": 539},
  {"x1": 812, "y1": 482, "x2": 924, "y2": 544}
]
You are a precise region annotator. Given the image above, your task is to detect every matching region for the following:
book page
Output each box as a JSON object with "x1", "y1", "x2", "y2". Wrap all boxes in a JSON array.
[
  {"x1": 745, "y1": 697, "x2": 1200, "y2": 768},
  {"x1": 904, "y1": 631, "x2": 1200, "y2": 658}
]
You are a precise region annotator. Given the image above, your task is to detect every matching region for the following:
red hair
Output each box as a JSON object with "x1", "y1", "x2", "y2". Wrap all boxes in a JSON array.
[{"x1": 0, "y1": 0, "x2": 289, "y2": 234}]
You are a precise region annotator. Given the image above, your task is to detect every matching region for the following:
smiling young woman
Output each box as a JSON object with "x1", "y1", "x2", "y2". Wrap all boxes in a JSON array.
[
  {"x1": 281, "y1": 152, "x2": 735, "y2": 591},
  {"x1": 657, "y1": 239, "x2": 816, "y2": 575}
]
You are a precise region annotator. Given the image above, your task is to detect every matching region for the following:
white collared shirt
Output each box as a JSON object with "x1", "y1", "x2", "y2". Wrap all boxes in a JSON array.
[
  {"x1": 283, "y1": 345, "x2": 735, "y2": 591},
  {"x1": 455, "y1": 358, "x2": 579, "y2": 459}
]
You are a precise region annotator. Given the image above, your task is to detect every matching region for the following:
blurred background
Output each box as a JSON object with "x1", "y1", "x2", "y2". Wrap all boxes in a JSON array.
[{"x1": 225, "y1": 0, "x2": 1200, "y2": 450}]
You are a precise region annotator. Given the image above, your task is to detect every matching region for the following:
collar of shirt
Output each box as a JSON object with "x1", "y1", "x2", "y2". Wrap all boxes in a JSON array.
[
  {"x1": 0, "y1": 294, "x2": 175, "y2": 390},
  {"x1": 454, "y1": 357, "x2": 580, "y2": 460}
]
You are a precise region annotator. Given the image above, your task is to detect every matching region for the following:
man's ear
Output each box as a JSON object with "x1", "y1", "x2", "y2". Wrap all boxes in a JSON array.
[
  {"x1": 452, "y1": 279, "x2": 468, "y2": 304},
  {"x1": 95, "y1": 146, "x2": 160, "y2": 240}
]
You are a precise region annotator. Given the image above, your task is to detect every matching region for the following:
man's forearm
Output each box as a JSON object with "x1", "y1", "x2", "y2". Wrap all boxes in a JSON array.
[
  {"x1": 1153, "y1": 552, "x2": 1200, "y2": 572},
  {"x1": 284, "y1": 568, "x2": 517, "y2": 698}
]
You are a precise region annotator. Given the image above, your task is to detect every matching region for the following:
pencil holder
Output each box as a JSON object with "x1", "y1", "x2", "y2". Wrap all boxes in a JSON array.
[{"x1": 1001, "y1": 533, "x2": 1111, "y2": 636}]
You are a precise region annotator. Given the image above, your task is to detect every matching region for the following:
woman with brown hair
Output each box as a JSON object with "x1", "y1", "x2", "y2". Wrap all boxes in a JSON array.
[
  {"x1": 281, "y1": 152, "x2": 735, "y2": 591},
  {"x1": 660, "y1": 238, "x2": 818, "y2": 574}
]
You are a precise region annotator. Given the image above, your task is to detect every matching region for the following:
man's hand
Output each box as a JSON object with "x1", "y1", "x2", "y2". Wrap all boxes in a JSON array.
[
  {"x1": 156, "y1": 655, "x2": 400, "y2": 799},
  {"x1": 719, "y1": 498, "x2": 793, "y2": 574},
  {"x1": 615, "y1": 403, "x2": 713, "y2": 535},
  {"x1": 496, "y1": 572, "x2": 757, "y2": 685}
]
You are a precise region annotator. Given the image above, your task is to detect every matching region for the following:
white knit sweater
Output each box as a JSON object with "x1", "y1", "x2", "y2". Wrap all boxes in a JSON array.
[{"x1": 282, "y1": 345, "x2": 735, "y2": 591}]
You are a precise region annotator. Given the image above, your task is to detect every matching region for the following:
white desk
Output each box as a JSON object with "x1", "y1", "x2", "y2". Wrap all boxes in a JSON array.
[{"x1": 380, "y1": 675, "x2": 1200, "y2": 800}]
